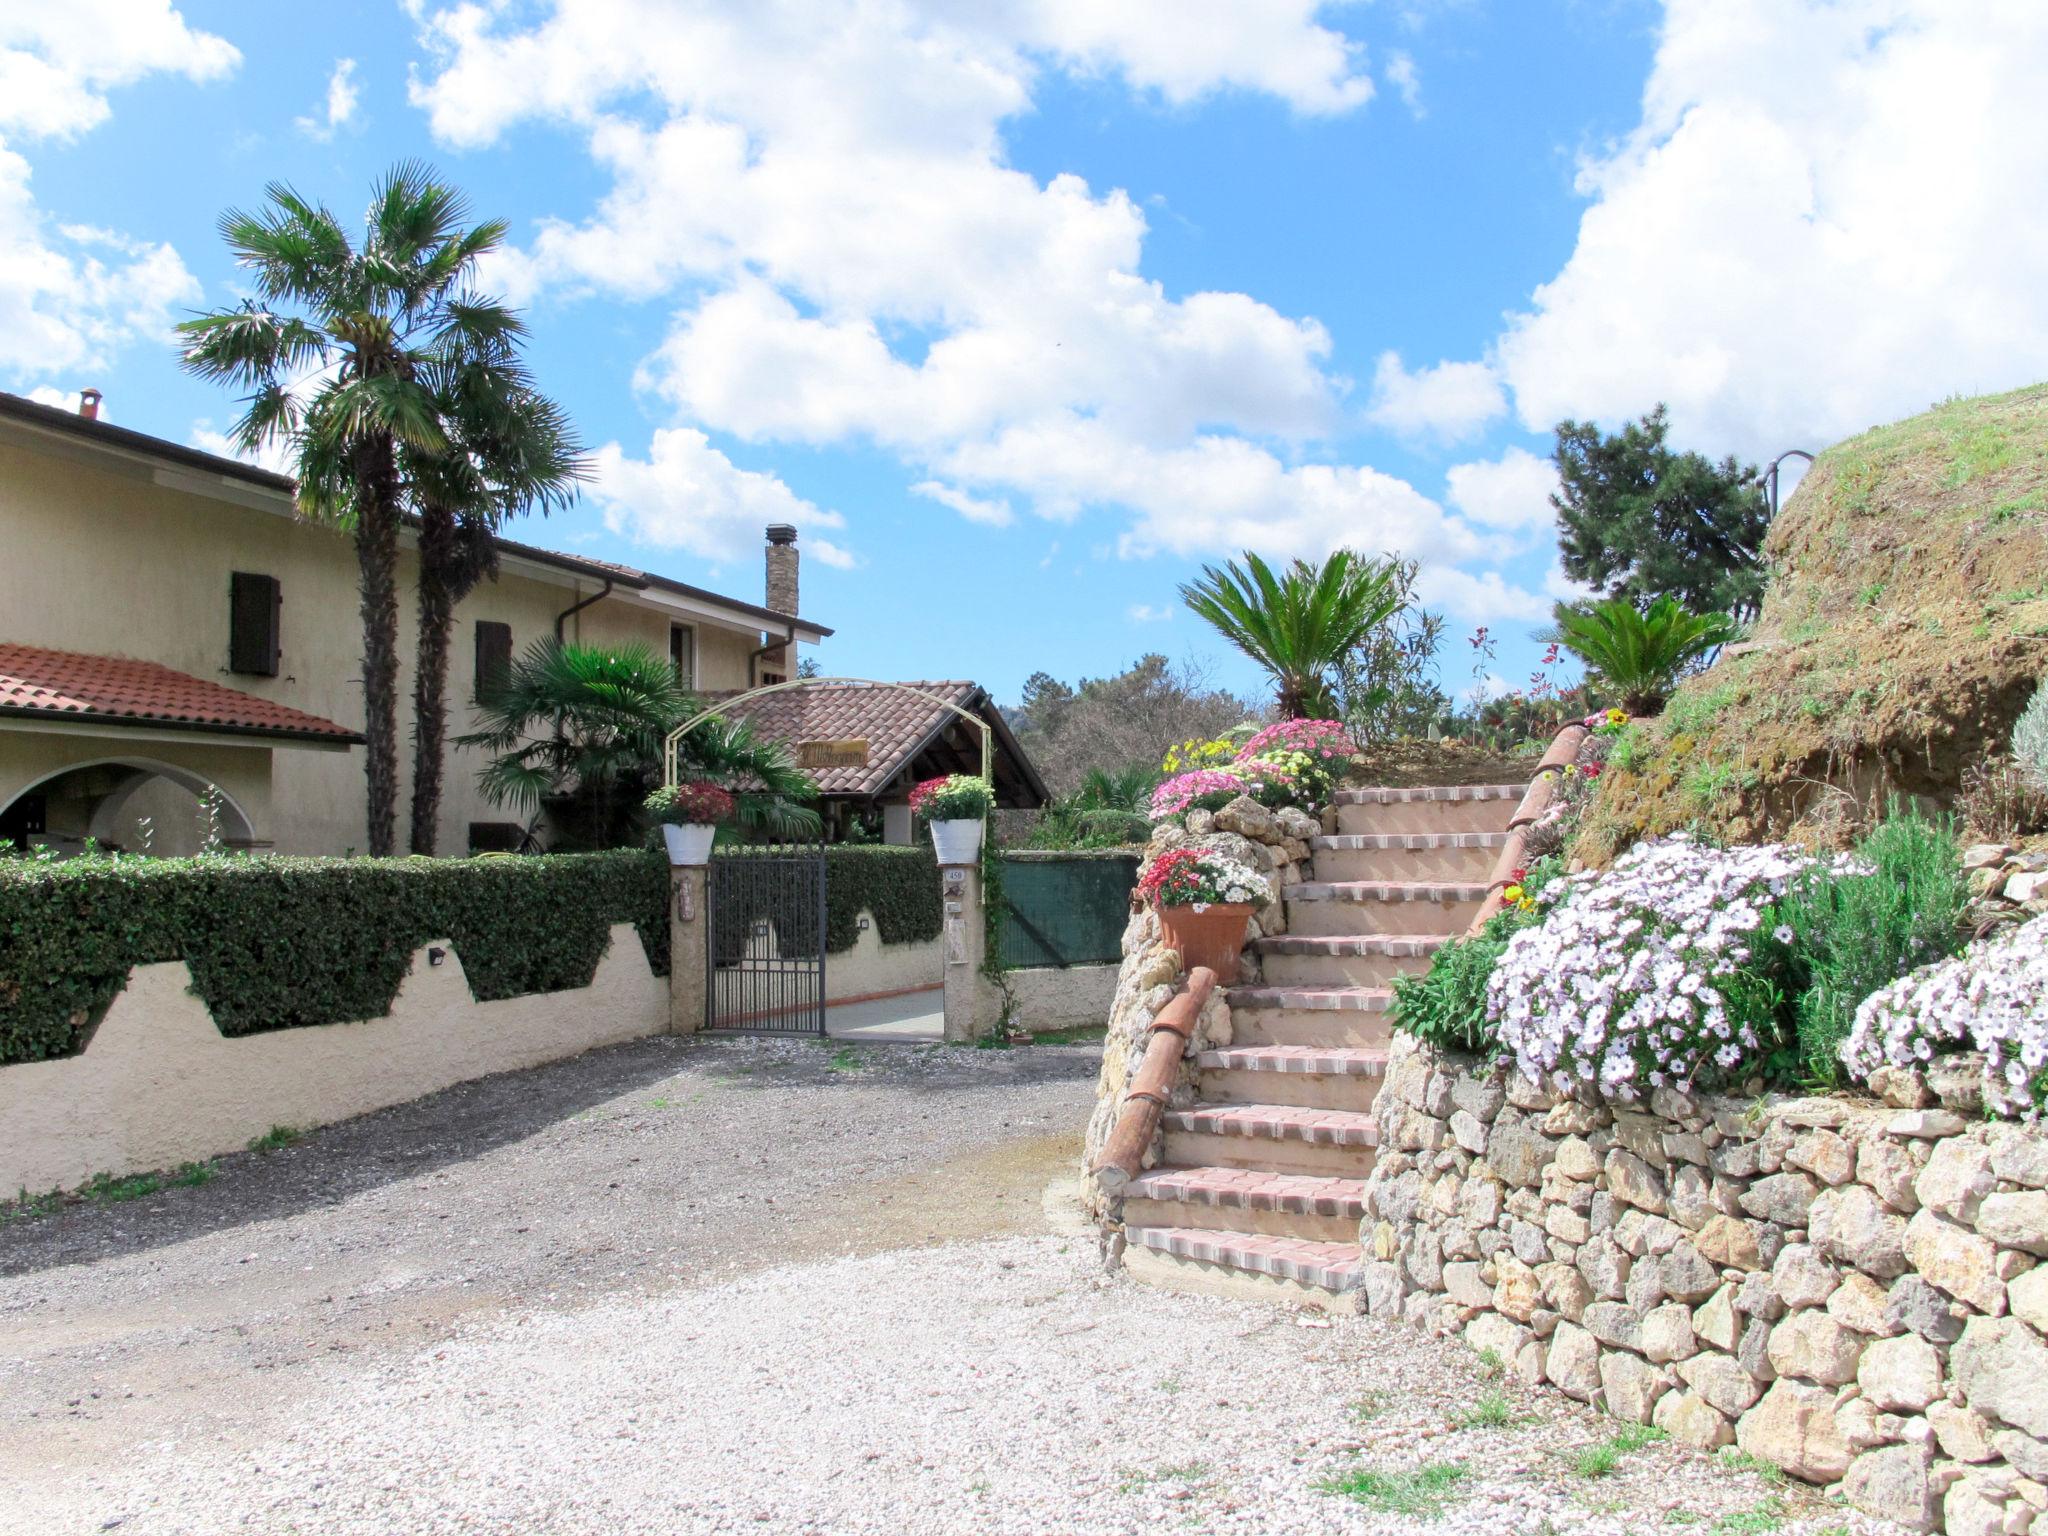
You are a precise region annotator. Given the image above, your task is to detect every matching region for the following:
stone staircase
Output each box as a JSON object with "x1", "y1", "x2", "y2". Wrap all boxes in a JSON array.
[{"x1": 1116, "y1": 783, "x2": 1526, "y2": 1309}]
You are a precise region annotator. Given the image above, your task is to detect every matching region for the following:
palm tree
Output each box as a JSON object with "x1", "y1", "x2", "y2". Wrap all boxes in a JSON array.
[
  {"x1": 1549, "y1": 595, "x2": 1736, "y2": 715},
  {"x1": 456, "y1": 640, "x2": 817, "y2": 846},
  {"x1": 405, "y1": 357, "x2": 589, "y2": 855},
  {"x1": 1179, "y1": 549, "x2": 1404, "y2": 718},
  {"x1": 179, "y1": 163, "x2": 508, "y2": 856}
]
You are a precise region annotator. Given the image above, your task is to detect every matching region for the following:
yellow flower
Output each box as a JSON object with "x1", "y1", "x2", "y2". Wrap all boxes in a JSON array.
[
  {"x1": 1606, "y1": 707, "x2": 1627, "y2": 726},
  {"x1": 1502, "y1": 884, "x2": 1524, "y2": 903}
]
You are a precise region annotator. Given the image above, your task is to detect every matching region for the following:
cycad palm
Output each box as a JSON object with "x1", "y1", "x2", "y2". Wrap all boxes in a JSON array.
[
  {"x1": 1549, "y1": 595, "x2": 1736, "y2": 715},
  {"x1": 179, "y1": 163, "x2": 510, "y2": 856},
  {"x1": 1179, "y1": 549, "x2": 1403, "y2": 718}
]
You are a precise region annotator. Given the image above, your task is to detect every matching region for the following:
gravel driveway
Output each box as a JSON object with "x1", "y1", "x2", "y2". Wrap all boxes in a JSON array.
[{"x1": 0, "y1": 1033, "x2": 1888, "y2": 1535}]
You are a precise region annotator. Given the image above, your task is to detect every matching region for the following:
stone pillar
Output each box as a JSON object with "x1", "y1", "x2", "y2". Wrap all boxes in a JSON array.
[
  {"x1": 939, "y1": 860, "x2": 997, "y2": 1043},
  {"x1": 668, "y1": 862, "x2": 708, "y2": 1034},
  {"x1": 882, "y1": 801, "x2": 913, "y2": 846}
]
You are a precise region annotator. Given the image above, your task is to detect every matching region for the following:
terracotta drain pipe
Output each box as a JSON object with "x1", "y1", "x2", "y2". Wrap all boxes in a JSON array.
[
  {"x1": 1468, "y1": 721, "x2": 1589, "y2": 933},
  {"x1": 1092, "y1": 965, "x2": 1219, "y2": 1200}
]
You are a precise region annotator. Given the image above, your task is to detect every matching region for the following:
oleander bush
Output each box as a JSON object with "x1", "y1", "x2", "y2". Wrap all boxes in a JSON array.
[{"x1": 0, "y1": 850, "x2": 672, "y2": 1065}]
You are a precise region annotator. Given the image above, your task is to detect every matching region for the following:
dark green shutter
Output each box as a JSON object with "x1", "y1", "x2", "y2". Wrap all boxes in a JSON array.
[
  {"x1": 228, "y1": 572, "x2": 281, "y2": 677},
  {"x1": 474, "y1": 621, "x2": 513, "y2": 701}
]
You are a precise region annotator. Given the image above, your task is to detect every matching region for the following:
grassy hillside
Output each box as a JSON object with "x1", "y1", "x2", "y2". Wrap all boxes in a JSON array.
[{"x1": 1576, "y1": 383, "x2": 2048, "y2": 859}]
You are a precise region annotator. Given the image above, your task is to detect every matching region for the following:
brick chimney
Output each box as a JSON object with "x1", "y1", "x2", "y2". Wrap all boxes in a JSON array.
[
  {"x1": 763, "y1": 523, "x2": 799, "y2": 676},
  {"x1": 78, "y1": 388, "x2": 102, "y2": 421}
]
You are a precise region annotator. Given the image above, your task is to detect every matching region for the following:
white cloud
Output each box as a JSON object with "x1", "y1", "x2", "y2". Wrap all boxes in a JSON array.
[
  {"x1": 912, "y1": 480, "x2": 1013, "y2": 528},
  {"x1": 1366, "y1": 350, "x2": 1504, "y2": 441},
  {"x1": 1496, "y1": 0, "x2": 2048, "y2": 456},
  {"x1": 0, "y1": 4, "x2": 230, "y2": 385},
  {"x1": 296, "y1": 58, "x2": 359, "y2": 141},
  {"x1": 1384, "y1": 50, "x2": 1422, "y2": 116},
  {"x1": 589, "y1": 427, "x2": 856, "y2": 571},
  {"x1": 1444, "y1": 446, "x2": 1557, "y2": 534},
  {"x1": 0, "y1": 144, "x2": 199, "y2": 380},
  {"x1": 1127, "y1": 603, "x2": 1174, "y2": 624},
  {"x1": 191, "y1": 419, "x2": 297, "y2": 477},
  {"x1": 0, "y1": 1, "x2": 237, "y2": 140}
]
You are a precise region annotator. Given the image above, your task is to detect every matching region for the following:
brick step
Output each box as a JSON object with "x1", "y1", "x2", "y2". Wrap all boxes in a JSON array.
[
  {"x1": 1121, "y1": 1224, "x2": 1362, "y2": 1310},
  {"x1": 1255, "y1": 933, "x2": 1445, "y2": 990},
  {"x1": 1194, "y1": 1044, "x2": 1390, "y2": 1111},
  {"x1": 1123, "y1": 1165, "x2": 1367, "y2": 1244},
  {"x1": 1310, "y1": 831, "x2": 1507, "y2": 883},
  {"x1": 1283, "y1": 879, "x2": 1488, "y2": 937},
  {"x1": 1333, "y1": 782, "x2": 1526, "y2": 835},
  {"x1": 1225, "y1": 983, "x2": 1394, "y2": 1048},
  {"x1": 1163, "y1": 1101, "x2": 1379, "y2": 1179}
]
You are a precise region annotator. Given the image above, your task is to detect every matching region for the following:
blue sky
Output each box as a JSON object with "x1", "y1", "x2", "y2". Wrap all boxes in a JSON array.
[{"x1": 6, "y1": 2, "x2": 2045, "y2": 709}]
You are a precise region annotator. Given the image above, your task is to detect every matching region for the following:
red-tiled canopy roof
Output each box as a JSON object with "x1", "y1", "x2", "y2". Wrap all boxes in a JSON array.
[
  {"x1": 0, "y1": 644, "x2": 362, "y2": 745},
  {"x1": 713, "y1": 680, "x2": 1046, "y2": 806}
]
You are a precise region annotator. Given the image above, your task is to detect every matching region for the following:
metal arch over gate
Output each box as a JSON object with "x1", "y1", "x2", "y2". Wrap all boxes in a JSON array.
[{"x1": 662, "y1": 678, "x2": 993, "y2": 1036}]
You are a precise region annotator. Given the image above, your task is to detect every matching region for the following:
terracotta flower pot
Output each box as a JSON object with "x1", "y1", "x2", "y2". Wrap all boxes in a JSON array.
[{"x1": 1157, "y1": 901, "x2": 1256, "y2": 983}]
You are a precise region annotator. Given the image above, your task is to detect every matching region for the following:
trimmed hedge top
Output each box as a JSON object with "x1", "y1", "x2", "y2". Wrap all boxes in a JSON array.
[{"x1": 0, "y1": 850, "x2": 671, "y2": 1066}]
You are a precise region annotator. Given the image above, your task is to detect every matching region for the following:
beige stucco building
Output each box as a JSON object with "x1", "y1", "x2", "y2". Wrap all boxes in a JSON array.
[{"x1": 0, "y1": 391, "x2": 830, "y2": 857}]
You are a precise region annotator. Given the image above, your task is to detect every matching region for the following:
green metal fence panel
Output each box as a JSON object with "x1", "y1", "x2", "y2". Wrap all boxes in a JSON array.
[{"x1": 998, "y1": 851, "x2": 1139, "y2": 968}]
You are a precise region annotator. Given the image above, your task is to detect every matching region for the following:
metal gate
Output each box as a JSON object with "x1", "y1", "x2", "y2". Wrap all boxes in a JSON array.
[{"x1": 706, "y1": 836, "x2": 828, "y2": 1034}]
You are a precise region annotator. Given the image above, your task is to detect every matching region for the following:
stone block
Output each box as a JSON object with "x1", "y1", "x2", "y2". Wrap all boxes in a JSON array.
[
  {"x1": 1772, "y1": 1243, "x2": 1840, "y2": 1309},
  {"x1": 1445, "y1": 1261, "x2": 1492, "y2": 1310},
  {"x1": 1790, "y1": 1128, "x2": 1857, "y2": 1187},
  {"x1": 1448, "y1": 1109, "x2": 1488, "y2": 1155},
  {"x1": 1554, "y1": 1135, "x2": 1601, "y2": 1181},
  {"x1": 1584, "y1": 1300, "x2": 1643, "y2": 1351},
  {"x1": 1578, "y1": 1235, "x2": 1631, "y2": 1300},
  {"x1": 1859, "y1": 1333, "x2": 1943, "y2": 1412},
  {"x1": 1465, "y1": 1309, "x2": 1531, "y2": 1367},
  {"x1": 1544, "y1": 1205, "x2": 1592, "y2": 1246},
  {"x1": 1736, "y1": 1316, "x2": 1776, "y2": 1380},
  {"x1": 1543, "y1": 1100, "x2": 1608, "y2": 1136},
  {"x1": 1493, "y1": 1255, "x2": 1542, "y2": 1322},
  {"x1": 1488, "y1": 1113, "x2": 1552, "y2": 1188},
  {"x1": 1677, "y1": 1350, "x2": 1764, "y2": 1416},
  {"x1": 1943, "y1": 1474, "x2": 2013, "y2": 1536},
  {"x1": 1669, "y1": 1163, "x2": 1715, "y2": 1230},
  {"x1": 1456, "y1": 1176, "x2": 1504, "y2": 1228},
  {"x1": 1885, "y1": 1274, "x2": 1967, "y2": 1345},
  {"x1": 1655, "y1": 1386, "x2": 1735, "y2": 1449},
  {"x1": 1979, "y1": 1192, "x2": 2048, "y2": 1257},
  {"x1": 1614, "y1": 1109, "x2": 1669, "y2": 1167},
  {"x1": 1733, "y1": 1271, "x2": 1786, "y2": 1321},
  {"x1": 1826, "y1": 1271, "x2": 1898, "y2": 1337},
  {"x1": 1917, "y1": 1138, "x2": 1997, "y2": 1223},
  {"x1": 1547, "y1": 1321, "x2": 1601, "y2": 1403},
  {"x1": 1642, "y1": 1302, "x2": 1699, "y2": 1363},
  {"x1": 1890, "y1": 1109, "x2": 1970, "y2": 1139},
  {"x1": 1843, "y1": 1440, "x2": 1937, "y2": 1533},
  {"x1": 1510, "y1": 1219, "x2": 1549, "y2": 1267},
  {"x1": 1858, "y1": 1137, "x2": 1922, "y2": 1213},
  {"x1": 1996, "y1": 1427, "x2": 2048, "y2": 1481},
  {"x1": 1904, "y1": 1209, "x2": 2007, "y2": 1316},
  {"x1": 2009, "y1": 1264, "x2": 2048, "y2": 1333},
  {"x1": 1660, "y1": 1240, "x2": 1722, "y2": 1303},
  {"x1": 1953, "y1": 1315, "x2": 2048, "y2": 1438},
  {"x1": 1538, "y1": 1262, "x2": 1592, "y2": 1323},
  {"x1": 1991, "y1": 1128, "x2": 2048, "y2": 1189},
  {"x1": 1737, "y1": 1379, "x2": 1853, "y2": 1482},
  {"x1": 1742, "y1": 1170, "x2": 1820, "y2": 1225},
  {"x1": 1625, "y1": 1259, "x2": 1669, "y2": 1314},
  {"x1": 1927, "y1": 1399, "x2": 1999, "y2": 1463},
  {"x1": 1694, "y1": 1285, "x2": 1743, "y2": 1351},
  {"x1": 1812, "y1": 1185, "x2": 1911, "y2": 1279},
  {"x1": 1450, "y1": 1073, "x2": 1506, "y2": 1123},
  {"x1": 1363, "y1": 1260, "x2": 1407, "y2": 1317},
  {"x1": 1601, "y1": 1348, "x2": 1672, "y2": 1424},
  {"x1": 1608, "y1": 1149, "x2": 1669, "y2": 1214},
  {"x1": 1767, "y1": 1311, "x2": 1865, "y2": 1385}
]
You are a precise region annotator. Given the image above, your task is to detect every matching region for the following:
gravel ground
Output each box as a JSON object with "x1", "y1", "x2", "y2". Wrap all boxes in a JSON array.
[{"x1": 0, "y1": 1033, "x2": 1896, "y2": 1535}]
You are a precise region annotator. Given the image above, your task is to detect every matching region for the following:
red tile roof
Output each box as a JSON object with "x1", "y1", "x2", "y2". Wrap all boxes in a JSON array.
[
  {"x1": 713, "y1": 680, "x2": 1046, "y2": 805},
  {"x1": 0, "y1": 644, "x2": 362, "y2": 745}
]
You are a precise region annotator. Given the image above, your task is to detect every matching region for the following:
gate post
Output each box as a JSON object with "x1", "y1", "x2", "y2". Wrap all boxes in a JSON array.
[
  {"x1": 939, "y1": 859, "x2": 997, "y2": 1044},
  {"x1": 669, "y1": 860, "x2": 708, "y2": 1035}
]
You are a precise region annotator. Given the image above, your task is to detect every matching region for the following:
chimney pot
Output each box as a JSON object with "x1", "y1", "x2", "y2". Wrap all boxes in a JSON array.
[
  {"x1": 766, "y1": 523, "x2": 798, "y2": 546},
  {"x1": 78, "y1": 388, "x2": 102, "y2": 421}
]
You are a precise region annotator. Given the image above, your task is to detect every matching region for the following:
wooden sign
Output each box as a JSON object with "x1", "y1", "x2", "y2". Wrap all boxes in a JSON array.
[{"x1": 797, "y1": 738, "x2": 870, "y2": 769}]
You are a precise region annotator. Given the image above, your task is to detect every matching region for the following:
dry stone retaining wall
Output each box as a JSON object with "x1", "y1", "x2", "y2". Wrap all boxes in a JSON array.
[{"x1": 1363, "y1": 1037, "x2": 2048, "y2": 1534}]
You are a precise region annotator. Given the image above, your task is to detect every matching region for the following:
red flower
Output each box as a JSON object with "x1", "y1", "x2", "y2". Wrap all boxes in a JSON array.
[
  {"x1": 1510, "y1": 867, "x2": 1528, "y2": 883},
  {"x1": 1582, "y1": 763, "x2": 1603, "y2": 779}
]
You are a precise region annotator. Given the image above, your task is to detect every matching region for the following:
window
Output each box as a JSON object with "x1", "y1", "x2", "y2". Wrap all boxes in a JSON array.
[
  {"x1": 228, "y1": 572, "x2": 281, "y2": 677},
  {"x1": 669, "y1": 622, "x2": 696, "y2": 687},
  {"x1": 474, "y1": 620, "x2": 513, "y2": 702}
]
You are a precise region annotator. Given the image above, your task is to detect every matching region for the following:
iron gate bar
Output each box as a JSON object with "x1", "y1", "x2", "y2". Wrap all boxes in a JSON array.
[{"x1": 705, "y1": 835, "x2": 828, "y2": 1035}]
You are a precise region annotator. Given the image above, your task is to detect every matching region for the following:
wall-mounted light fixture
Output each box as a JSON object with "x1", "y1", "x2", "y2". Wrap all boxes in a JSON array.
[{"x1": 428, "y1": 947, "x2": 447, "y2": 967}]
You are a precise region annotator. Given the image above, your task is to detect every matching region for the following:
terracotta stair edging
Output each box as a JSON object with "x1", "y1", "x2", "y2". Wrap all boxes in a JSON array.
[
  {"x1": 1091, "y1": 965, "x2": 1219, "y2": 1199},
  {"x1": 1466, "y1": 720, "x2": 1588, "y2": 933}
]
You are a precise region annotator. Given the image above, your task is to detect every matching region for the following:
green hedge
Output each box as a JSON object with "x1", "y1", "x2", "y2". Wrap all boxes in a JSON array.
[{"x1": 0, "y1": 850, "x2": 670, "y2": 1066}]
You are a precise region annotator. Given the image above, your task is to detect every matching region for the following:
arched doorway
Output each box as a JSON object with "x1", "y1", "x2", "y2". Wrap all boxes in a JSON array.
[{"x1": 0, "y1": 758, "x2": 257, "y2": 856}]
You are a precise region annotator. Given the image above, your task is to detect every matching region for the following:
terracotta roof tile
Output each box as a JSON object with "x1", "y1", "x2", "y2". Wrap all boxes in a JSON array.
[
  {"x1": 713, "y1": 680, "x2": 981, "y2": 796},
  {"x1": 0, "y1": 643, "x2": 361, "y2": 744}
]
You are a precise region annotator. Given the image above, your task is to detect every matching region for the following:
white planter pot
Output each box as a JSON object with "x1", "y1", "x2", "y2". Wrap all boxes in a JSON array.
[
  {"x1": 930, "y1": 817, "x2": 985, "y2": 866},
  {"x1": 662, "y1": 822, "x2": 717, "y2": 866}
]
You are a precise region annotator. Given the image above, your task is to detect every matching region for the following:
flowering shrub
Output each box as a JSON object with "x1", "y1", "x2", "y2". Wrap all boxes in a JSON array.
[
  {"x1": 644, "y1": 781, "x2": 735, "y2": 825},
  {"x1": 1239, "y1": 719, "x2": 1358, "y2": 804},
  {"x1": 1160, "y1": 736, "x2": 1240, "y2": 776},
  {"x1": 909, "y1": 774, "x2": 994, "y2": 820},
  {"x1": 1841, "y1": 911, "x2": 2048, "y2": 1121},
  {"x1": 1488, "y1": 835, "x2": 1818, "y2": 1099},
  {"x1": 1150, "y1": 768, "x2": 1254, "y2": 820},
  {"x1": 1137, "y1": 848, "x2": 1271, "y2": 909},
  {"x1": 1392, "y1": 858, "x2": 1560, "y2": 1054}
]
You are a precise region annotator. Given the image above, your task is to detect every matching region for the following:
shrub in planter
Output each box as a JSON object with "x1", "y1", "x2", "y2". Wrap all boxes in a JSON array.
[
  {"x1": 1842, "y1": 910, "x2": 2048, "y2": 1120},
  {"x1": 1236, "y1": 718, "x2": 1360, "y2": 804},
  {"x1": 909, "y1": 774, "x2": 993, "y2": 821},
  {"x1": 1488, "y1": 835, "x2": 1822, "y2": 1100},
  {"x1": 1138, "y1": 847, "x2": 1272, "y2": 982},
  {"x1": 644, "y1": 780, "x2": 735, "y2": 864}
]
